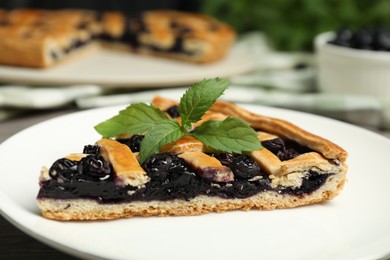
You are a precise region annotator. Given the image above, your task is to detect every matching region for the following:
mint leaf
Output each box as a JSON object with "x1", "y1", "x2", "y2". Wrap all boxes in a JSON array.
[
  {"x1": 139, "y1": 120, "x2": 185, "y2": 163},
  {"x1": 179, "y1": 78, "x2": 229, "y2": 130},
  {"x1": 93, "y1": 114, "x2": 133, "y2": 138},
  {"x1": 95, "y1": 103, "x2": 169, "y2": 137},
  {"x1": 192, "y1": 117, "x2": 262, "y2": 153}
]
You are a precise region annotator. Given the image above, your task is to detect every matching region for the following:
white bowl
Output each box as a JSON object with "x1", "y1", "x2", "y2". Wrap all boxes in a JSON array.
[
  {"x1": 315, "y1": 32, "x2": 390, "y2": 129},
  {"x1": 315, "y1": 32, "x2": 390, "y2": 99}
]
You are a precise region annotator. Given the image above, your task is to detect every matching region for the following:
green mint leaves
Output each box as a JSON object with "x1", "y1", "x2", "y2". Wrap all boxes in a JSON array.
[
  {"x1": 192, "y1": 117, "x2": 262, "y2": 154},
  {"x1": 95, "y1": 103, "x2": 169, "y2": 137},
  {"x1": 94, "y1": 78, "x2": 262, "y2": 162},
  {"x1": 179, "y1": 78, "x2": 229, "y2": 130},
  {"x1": 138, "y1": 120, "x2": 185, "y2": 162}
]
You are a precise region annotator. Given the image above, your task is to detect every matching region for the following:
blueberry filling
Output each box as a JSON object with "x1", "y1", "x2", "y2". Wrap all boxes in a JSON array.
[
  {"x1": 261, "y1": 138, "x2": 312, "y2": 161},
  {"x1": 38, "y1": 143, "x2": 332, "y2": 203}
]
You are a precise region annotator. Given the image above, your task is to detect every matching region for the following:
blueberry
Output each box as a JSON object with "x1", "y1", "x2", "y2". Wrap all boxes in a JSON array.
[
  {"x1": 83, "y1": 145, "x2": 100, "y2": 154},
  {"x1": 78, "y1": 155, "x2": 112, "y2": 181},
  {"x1": 374, "y1": 30, "x2": 390, "y2": 50},
  {"x1": 335, "y1": 28, "x2": 353, "y2": 42},
  {"x1": 277, "y1": 148, "x2": 300, "y2": 161},
  {"x1": 213, "y1": 153, "x2": 234, "y2": 166},
  {"x1": 169, "y1": 155, "x2": 190, "y2": 173},
  {"x1": 165, "y1": 105, "x2": 180, "y2": 118},
  {"x1": 142, "y1": 153, "x2": 199, "y2": 199},
  {"x1": 49, "y1": 158, "x2": 78, "y2": 181},
  {"x1": 329, "y1": 28, "x2": 353, "y2": 47},
  {"x1": 351, "y1": 30, "x2": 373, "y2": 49},
  {"x1": 261, "y1": 138, "x2": 285, "y2": 155},
  {"x1": 142, "y1": 153, "x2": 195, "y2": 183},
  {"x1": 230, "y1": 155, "x2": 260, "y2": 179},
  {"x1": 142, "y1": 153, "x2": 172, "y2": 181},
  {"x1": 117, "y1": 135, "x2": 144, "y2": 152},
  {"x1": 162, "y1": 155, "x2": 197, "y2": 186}
]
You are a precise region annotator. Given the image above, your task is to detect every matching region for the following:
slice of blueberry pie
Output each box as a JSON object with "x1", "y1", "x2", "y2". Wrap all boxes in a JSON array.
[
  {"x1": 36, "y1": 78, "x2": 348, "y2": 220},
  {"x1": 0, "y1": 9, "x2": 235, "y2": 67}
]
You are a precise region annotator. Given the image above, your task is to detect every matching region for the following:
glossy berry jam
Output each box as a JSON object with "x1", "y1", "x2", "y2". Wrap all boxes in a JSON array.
[
  {"x1": 261, "y1": 138, "x2": 311, "y2": 161},
  {"x1": 229, "y1": 155, "x2": 261, "y2": 179},
  {"x1": 38, "y1": 146, "x2": 332, "y2": 203}
]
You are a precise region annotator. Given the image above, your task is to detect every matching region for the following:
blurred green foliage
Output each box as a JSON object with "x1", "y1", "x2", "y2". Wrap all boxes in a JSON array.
[{"x1": 201, "y1": 0, "x2": 390, "y2": 51}]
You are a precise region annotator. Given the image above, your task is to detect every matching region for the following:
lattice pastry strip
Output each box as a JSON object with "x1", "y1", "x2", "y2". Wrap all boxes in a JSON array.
[{"x1": 96, "y1": 139, "x2": 149, "y2": 187}]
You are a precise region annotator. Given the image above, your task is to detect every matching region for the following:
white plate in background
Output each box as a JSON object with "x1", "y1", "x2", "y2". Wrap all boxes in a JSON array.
[
  {"x1": 0, "y1": 100, "x2": 389, "y2": 260},
  {"x1": 0, "y1": 45, "x2": 257, "y2": 88}
]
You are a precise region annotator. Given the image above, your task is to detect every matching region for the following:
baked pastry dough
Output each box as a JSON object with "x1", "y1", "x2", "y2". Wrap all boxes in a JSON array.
[
  {"x1": 37, "y1": 96, "x2": 348, "y2": 220},
  {"x1": 0, "y1": 9, "x2": 235, "y2": 67}
]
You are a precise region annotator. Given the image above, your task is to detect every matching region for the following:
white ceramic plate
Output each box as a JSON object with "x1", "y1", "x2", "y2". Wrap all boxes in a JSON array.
[
  {"x1": 0, "y1": 101, "x2": 390, "y2": 260},
  {"x1": 0, "y1": 45, "x2": 256, "y2": 88}
]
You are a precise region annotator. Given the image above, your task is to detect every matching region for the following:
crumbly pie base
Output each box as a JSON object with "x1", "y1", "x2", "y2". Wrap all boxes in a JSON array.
[
  {"x1": 37, "y1": 97, "x2": 348, "y2": 221},
  {"x1": 0, "y1": 9, "x2": 235, "y2": 67}
]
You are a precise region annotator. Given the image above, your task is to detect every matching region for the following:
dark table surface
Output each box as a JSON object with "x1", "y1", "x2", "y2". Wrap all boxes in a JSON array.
[
  {"x1": 1, "y1": 108, "x2": 390, "y2": 259},
  {"x1": 0, "y1": 109, "x2": 81, "y2": 259}
]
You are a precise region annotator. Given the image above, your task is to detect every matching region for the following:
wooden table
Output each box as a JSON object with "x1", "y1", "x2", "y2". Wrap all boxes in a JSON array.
[{"x1": 1, "y1": 109, "x2": 389, "y2": 259}]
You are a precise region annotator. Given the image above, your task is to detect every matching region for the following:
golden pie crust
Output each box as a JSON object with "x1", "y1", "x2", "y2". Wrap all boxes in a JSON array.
[{"x1": 96, "y1": 139, "x2": 149, "y2": 187}]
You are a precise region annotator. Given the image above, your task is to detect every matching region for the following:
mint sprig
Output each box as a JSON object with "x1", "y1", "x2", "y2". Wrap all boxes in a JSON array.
[
  {"x1": 94, "y1": 78, "x2": 262, "y2": 162},
  {"x1": 179, "y1": 78, "x2": 229, "y2": 130}
]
